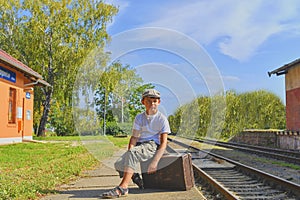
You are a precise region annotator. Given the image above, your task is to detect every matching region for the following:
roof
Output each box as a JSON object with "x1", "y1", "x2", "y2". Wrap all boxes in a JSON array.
[
  {"x1": 0, "y1": 49, "x2": 51, "y2": 87},
  {"x1": 268, "y1": 58, "x2": 300, "y2": 77}
]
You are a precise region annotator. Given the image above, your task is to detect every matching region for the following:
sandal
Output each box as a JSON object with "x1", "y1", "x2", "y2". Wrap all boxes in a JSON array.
[
  {"x1": 132, "y1": 173, "x2": 144, "y2": 189},
  {"x1": 102, "y1": 186, "x2": 128, "y2": 199}
]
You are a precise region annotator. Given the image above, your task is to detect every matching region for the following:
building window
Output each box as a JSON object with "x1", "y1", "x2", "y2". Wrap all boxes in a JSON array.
[{"x1": 8, "y1": 88, "x2": 16, "y2": 123}]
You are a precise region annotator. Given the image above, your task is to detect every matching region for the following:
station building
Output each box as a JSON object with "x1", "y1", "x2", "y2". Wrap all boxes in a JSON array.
[
  {"x1": 0, "y1": 49, "x2": 50, "y2": 144},
  {"x1": 268, "y1": 58, "x2": 300, "y2": 131}
]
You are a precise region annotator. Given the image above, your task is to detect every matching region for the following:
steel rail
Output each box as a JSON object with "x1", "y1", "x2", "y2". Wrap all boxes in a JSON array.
[
  {"x1": 192, "y1": 165, "x2": 239, "y2": 200},
  {"x1": 182, "y1": 136, "x2": 300, "y2": 165},
  {"x1": 167, "y1": 140, "x2": 239, "y2": 200},
  {"x1": 168, "y1": 137, "x2": 300, "y2": 199}
]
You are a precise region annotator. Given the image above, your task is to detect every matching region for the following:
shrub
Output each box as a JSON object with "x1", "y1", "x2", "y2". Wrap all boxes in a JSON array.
[{"x1": 106, "y1": 122, "x2": 124, "y2": 135}]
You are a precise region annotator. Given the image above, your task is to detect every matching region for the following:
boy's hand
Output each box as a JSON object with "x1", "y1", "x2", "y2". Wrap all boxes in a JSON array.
[{"x1": 147, "y1": 161, "x2": 158, "y2": 174}]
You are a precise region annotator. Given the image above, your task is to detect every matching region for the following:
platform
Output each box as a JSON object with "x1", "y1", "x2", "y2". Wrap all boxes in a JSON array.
[{"x1": 41, "y1": 149, "x2": 206, "y2": 200}]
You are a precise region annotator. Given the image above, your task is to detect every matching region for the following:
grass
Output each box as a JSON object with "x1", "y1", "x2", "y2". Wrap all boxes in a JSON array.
[
  {"x1": 0, "y1": 135, "x2": 129, "y2": 200},
  {"x1": 255, "y1": 157, "x2": 300, "y2": 170},
  {"x1": 33, "y1": 135, "x2": 81, "y2": 141},
  {"x1": 106, "y1": 135, "x2": 129, "y2": 148}
]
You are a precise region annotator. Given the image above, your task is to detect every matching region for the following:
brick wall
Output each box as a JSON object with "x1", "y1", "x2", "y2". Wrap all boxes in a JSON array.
[
  {"x1": 230, "y1": 130, "x2": 300, "y2": 150},
  {"x1": 230, "y1": 130, "x2": 277, "y2": 148},
  {"x1": 285, "y1": 65, "x2": 300, "y2": 131},
  {"x1": 286, "y1": 88, "x2": 300, "y2": 130},
  {"x1": 276, "y1": 131, "x2": 300, "y2": 150}
]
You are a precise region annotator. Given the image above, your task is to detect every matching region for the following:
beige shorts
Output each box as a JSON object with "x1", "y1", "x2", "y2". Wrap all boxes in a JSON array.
[{"x1": 114, "y1": 140, "x2": 158, "y2": 176}]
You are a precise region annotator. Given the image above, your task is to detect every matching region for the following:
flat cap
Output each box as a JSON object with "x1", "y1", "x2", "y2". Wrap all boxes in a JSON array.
[{"x1": 142, "y1": 89, "x2": 160, "y2": 99}]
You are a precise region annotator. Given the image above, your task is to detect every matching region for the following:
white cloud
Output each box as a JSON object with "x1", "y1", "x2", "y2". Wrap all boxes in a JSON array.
[
  {"x1": 222, "y1": 75, "x2": 240, "y2": 82},
  {"x1": 104, "y1": 0, "x2": 129, "y2": 10},
  {"x1": 143, "y1": 0, "x2": 300, "y2": 61},
  {"x1": 104, "y1": 0, "x2": 130, "y2": 29}
]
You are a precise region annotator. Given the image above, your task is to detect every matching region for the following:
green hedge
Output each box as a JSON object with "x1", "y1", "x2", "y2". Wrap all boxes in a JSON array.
[{"x1": 169, "y1": 90, "x2": 285, "y2": 139}]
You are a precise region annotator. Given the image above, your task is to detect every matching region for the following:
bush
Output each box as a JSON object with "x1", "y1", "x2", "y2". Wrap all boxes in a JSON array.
[
  {"x1": 106, "y1": 122, "x2": 124, "y2": 135},
  {"x1": 169, "y1": 90, "x2": 286, "y2": 140},
  {"x1": 118, "y1": 123, "x2": 132, "y2": 135}
]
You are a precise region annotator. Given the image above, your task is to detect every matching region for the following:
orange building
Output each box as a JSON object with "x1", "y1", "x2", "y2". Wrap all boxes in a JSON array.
[
  {"x1": 0, "y1": 49, "x2": 50, "y2": 144},
  {"x1": 268, "y1": 58, "x2": 300, "y2": 131}
]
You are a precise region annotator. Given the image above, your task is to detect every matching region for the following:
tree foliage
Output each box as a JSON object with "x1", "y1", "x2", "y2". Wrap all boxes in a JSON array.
[
  {"x1": 127, "y1": 83, "x2": 154, "y2": 120},
  {"x1": 94, "y1": 61, "x2": 151, "y2": 135},
  {"x1": 169, "y1": 90, "x2": 286, "y2": 140},
  {"x1": 0, "y1": 0, "x2": 118, "y2": 136}
]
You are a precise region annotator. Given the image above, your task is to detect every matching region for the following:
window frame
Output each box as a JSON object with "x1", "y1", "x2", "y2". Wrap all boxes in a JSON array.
[{"x1": 8, "y1": 87, "x2": 17, "y2": 124}]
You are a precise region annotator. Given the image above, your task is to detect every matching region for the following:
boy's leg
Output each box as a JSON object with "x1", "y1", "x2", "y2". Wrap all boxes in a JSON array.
[
  {"x1": 132, "y1": 172, "x2": 144, "y2": 189},
  {"x1": 114, "y1": 141, "x2": 157, "y2": 176},
  {"x1": 103, "y1": 141, "x2": 157, "y2": 197},
  {"x1": 114, "y1": 156, "x2": 125, "y2": 178},
  {"x1": 119, "y1": 167, "x2": 134, "y2": 189},
  {"x1": 121, "y1": 141, "x2": 157, "y2": 188}
]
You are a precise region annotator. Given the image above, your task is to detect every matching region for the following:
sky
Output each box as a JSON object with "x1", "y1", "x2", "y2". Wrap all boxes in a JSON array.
[{"x1": 102, "y1": 0, "x2": 300, "y2": 116}]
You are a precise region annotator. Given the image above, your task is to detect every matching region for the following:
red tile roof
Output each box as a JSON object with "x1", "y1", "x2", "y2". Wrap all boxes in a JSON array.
[{"x1": 0, "y1": 49, "x2": 50, "y2": 86}]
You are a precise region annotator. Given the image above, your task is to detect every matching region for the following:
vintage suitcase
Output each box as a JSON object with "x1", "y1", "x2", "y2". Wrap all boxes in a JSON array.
[{"x1": 141, "y1": 153, "x2": 195, "y2": 190}]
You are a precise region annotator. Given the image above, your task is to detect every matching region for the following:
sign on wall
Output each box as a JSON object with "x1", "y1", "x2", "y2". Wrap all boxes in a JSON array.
[
  {"x1": 0, "y1": 65, "x2": 16, "y2": 83},
  {"x1": 26, "y1": 92, "x2": 31, "y2": 99}
]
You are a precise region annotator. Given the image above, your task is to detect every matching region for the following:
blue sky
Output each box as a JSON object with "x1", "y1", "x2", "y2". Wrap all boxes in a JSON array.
[{"x1": 103, "y1": 0, "x2": 300, "y2": 115}]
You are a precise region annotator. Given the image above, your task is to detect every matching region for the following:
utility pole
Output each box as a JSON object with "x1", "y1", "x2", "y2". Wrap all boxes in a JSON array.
[{"x1": 103, "y1": 88, "x2": 106, "y2": 135}]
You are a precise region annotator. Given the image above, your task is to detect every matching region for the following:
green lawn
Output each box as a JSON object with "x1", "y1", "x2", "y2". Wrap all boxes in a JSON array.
[{"x1": 0, "y1": 135, "x2": 129, "y2": 200}]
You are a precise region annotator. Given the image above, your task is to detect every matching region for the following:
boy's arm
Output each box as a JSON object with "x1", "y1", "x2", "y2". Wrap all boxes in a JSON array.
[
  {"x1": 147, "y1": 133, "x2": 168, "y2": 174},
  {"x1": 128, "y1": 129, "x2": 140, "y2": 150}
]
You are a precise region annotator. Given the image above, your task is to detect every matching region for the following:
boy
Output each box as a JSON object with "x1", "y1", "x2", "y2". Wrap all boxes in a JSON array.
[{"x1": 102, "y1": 89, "x2": 170, "y2": 198}]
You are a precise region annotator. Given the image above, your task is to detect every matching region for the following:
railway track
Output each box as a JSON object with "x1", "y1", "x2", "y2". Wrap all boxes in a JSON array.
[
  {"x1": 167, "y1": 137, "x2": 300, "y2": 200},
  {"x1": 185, "y1": 137, "x2": 300, "y2": 165}
]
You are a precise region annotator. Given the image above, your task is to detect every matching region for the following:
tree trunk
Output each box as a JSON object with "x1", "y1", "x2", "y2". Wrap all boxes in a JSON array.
[
  {"x1": 37, "y1": 30, "x2": 54, "y2": 137},
  {"x1": 37, "y1": 87, "x2": 53, "y2": 136},
  {"x1": 121, "y1": 96, "x2": 124, "y2": 123}
]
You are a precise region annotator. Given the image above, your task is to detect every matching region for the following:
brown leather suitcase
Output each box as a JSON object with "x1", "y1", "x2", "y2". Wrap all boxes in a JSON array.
[{"x1": 141, "y1": 153, "x2": 194, "y2": 190}]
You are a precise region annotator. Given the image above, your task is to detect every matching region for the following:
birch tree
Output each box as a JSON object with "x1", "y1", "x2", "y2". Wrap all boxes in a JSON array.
[{"x1": 0, "y1": 0, "x2": 118, "y2": 136}]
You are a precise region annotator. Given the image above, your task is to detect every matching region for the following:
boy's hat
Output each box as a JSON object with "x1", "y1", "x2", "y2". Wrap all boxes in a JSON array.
[{"x1": 142, "y1": 89, "x2": 160, "y2": 99}]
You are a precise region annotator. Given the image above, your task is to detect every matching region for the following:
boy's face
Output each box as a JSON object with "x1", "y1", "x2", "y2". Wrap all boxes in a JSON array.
[{"x1": 142, "y1": 97, "x2": 160, "y2": 115}]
